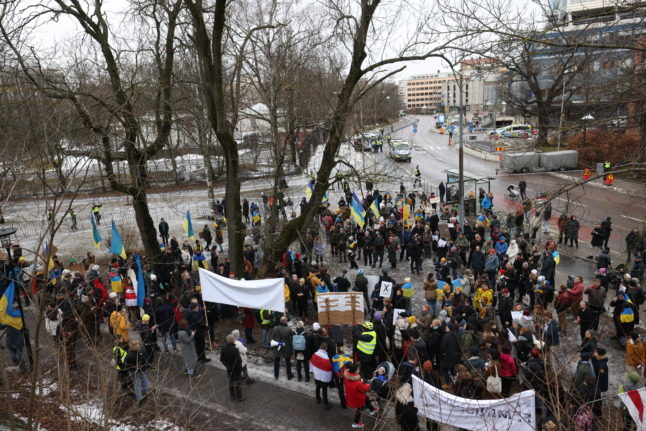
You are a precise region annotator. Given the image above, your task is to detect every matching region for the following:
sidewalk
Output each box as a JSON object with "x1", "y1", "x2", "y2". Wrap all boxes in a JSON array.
[{"x1": 549, "y1": 171, "x2": 646, "y2": 198}]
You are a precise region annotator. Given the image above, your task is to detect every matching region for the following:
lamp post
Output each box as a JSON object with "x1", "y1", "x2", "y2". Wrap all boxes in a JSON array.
[
  {"x1": 582, "y1": 113, "x2": 594, "y2": 147},
  {"x1": 0, "y1": 227, "x2": 33, "y2": 367}
]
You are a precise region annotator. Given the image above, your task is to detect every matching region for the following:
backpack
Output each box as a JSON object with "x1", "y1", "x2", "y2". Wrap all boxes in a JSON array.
[{"x1": 292, "y1": 332, "x2": 306, "y2": 351}]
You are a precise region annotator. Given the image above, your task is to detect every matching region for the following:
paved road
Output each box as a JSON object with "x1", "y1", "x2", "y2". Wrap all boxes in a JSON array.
[{"x1": 387, "y1": 115, "x2": 646, "y2": 259}]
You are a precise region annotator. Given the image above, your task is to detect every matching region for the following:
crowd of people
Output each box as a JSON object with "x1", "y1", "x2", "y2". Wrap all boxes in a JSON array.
[{"x1": 2, "y1": 178, "x2": 646, "y2": 430}]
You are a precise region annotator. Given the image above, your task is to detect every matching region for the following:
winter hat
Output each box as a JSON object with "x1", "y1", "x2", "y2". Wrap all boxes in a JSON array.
[
  {"x1": 628, "y1": 371, "x2": 641, "y2": 383},
  {"x1": 502, "y1": 288, "x2": 509, "y2": 294},
  {"x1": 142, "y1": 314, "x2": 151, "y2": 322},
  {"x1": 312, "y1": 322, "x2": 321, "y2": 331},
  {"x1": 531, "y1": 269, "x2": 538, "y2": 275},
  {"x1": 373, "y1": 312, "x2": 383, "y2": 321},
  {"x1": 530, "y1": 349, "x2": 540, "y2": 358},
  {"x1": 404, "y1": 277, "x2": 411, "y2": 282},
  {"x1": 490, "y1": 249, "x2": 496, "y2": 254},
  {"x1": 357, "y1": 269, "x2": 364, "y2": 275}
]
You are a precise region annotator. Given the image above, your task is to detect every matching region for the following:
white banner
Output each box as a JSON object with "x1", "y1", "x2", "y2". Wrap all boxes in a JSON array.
[
  {"x1": 619, "y1": 388, "x2": 646, "y2": 431},
  {"x1": 412, "y1": 376, "x2": 535, "y2": 431},
  {"x1": 198, "y1": 268, "x2": 285, "y2": 313}
]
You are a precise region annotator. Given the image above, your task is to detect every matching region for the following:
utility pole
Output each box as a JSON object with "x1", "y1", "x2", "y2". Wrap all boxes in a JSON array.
[{"x1": 458, "y1": 73, "x2": 465, "y2": 226}]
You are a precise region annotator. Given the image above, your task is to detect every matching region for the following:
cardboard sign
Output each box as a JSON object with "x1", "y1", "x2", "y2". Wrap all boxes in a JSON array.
[
  {"x1": 317, "y1": 292, "x2": 364, "y2": 325},
  {"x1": 380, "y1": 281, "x2": 393, "y2": 297},
  {"x1": 428, "y1": 197, "x2": 441, "y2": 204}
]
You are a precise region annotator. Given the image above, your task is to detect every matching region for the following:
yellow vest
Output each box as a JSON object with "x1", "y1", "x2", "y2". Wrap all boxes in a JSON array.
[{"x1": 357, "y1": 330, "x2": 376, "y2": 355}]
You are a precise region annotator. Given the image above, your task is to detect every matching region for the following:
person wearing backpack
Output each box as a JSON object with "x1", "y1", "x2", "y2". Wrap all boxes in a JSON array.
[{"x1": 292, "y1": 321, "x2": 310, "y2": 382}]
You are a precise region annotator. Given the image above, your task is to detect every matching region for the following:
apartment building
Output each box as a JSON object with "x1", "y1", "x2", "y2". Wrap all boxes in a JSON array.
[{"x1": 403, "y1": 72, "x2": 453, "y2": 111}]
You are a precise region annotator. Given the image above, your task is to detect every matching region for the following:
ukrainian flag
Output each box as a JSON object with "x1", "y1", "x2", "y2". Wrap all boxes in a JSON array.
[
  {"x1": 44, "y1": 242, "x2": 56, "y2": 273},
  {"x1": 252, "y1": 209, "x2": 261, "y2": 224},
  {"x1": 370, "y1": 198, "x2": 380, "y2": 218},
  {"x1": 182, "y1": 210, "x2": 195, "y2": 240},
  {"x1": 91, "y1": 214, "x2": 102, "y2": 249},
  {"x1": 305, "y1": 182, "x2": 314, "y2": 199},
  {"x1": 403, "y1": 202, "x2": 411, "y2": 226},
  {"x1": 351, "y1": 192, "x2": 366, "y2": 227},
  {"x1": 322, "y1": 192, "x2": 329, "y2": 203},
  {"x1": 110, "y1": 220, "x2": 127, "y2": 259},
  {"x1": 552, "y1": 250, "x2": 560, "y2": 265},
  {"x1": 0, "y1": 281, "x2": 23, "y2": 330}
]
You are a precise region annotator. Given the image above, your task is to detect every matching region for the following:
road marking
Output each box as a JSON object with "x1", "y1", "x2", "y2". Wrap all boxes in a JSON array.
[
  {"x1": 555, "y1": 197, "x2": 583, "y2": 206},
  {"x1": 622, "y1": 215, "x2": 644, "y2": 222}
]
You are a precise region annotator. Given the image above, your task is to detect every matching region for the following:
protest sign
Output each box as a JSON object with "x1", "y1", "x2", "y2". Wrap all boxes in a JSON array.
[
  {"x1": 199, "y1": 268, "x2": 285, "y2": 313},
  {"x1": 317, "y1": 292, "x2": 364, "y2": 325},
  {"x1": 379, "y1": 281, "x2": 393, "y2": 297},
  {"x1": 413, "y1": 375, "x2": 535, "y2": 431}
]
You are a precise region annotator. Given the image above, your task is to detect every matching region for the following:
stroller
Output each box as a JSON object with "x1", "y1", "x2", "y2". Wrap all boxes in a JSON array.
[{"x1": 505, "y1": 185, "x2": 520, "y2": 201}]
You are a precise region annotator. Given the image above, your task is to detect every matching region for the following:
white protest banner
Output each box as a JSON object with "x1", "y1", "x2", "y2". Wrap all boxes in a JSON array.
[
  {"x1": 618, "y1": 388, "x2": 646, "y2": 431},
  {"x1": 412, "y1": 375, "x2": 535, "y2": 431},
  {"x1": 393, "y1": 308, "x2": 406, "y2": 325},
  {"x1": 428, "y1": 196, "x2": 441, "y2": 204},
  {"x1": 198, "y1": 268, "x2": 285, "y2": 313},
  {"x1": 511, "y1": 311, "x2": 523, "y2": 322},
  {"x1": 380, "y1": 281, "x2": 393, "y2": 297},
  {"x1": 507, "y1": 328, "x2": 517, "y2": 343}
]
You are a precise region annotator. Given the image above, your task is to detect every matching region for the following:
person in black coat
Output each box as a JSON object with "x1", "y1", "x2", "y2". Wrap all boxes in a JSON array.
[
  {"x1": 242, "y1": 199, "x2": 250, "y2": 224},
  {"x1": 154, "y1": 298, "x2": 176, "y2": 353},
  {"x1": 158, "y1": 218, "x2": 170, "y2": 246},
  {"x1": 469, "y1": 246, "x2": 485, "y2": 278},
  {"x1": 497, "y1": 289, "x2": 514, "y2": 328},
  {"x1": 220, "y1": 334, "x2": 244, "y2": 401},
  {"x1": 395, "y1": 383, "x2": 419, "y2": 431},
  {"x1": 591, "y1": 347, "x2": 609, "y2": 417},
  {"x1": 187, "y1": 302, "x2": 210, "y2": 362},
  {"x1": 440, "y1": 324, "x2": 462, "y2": 383}
]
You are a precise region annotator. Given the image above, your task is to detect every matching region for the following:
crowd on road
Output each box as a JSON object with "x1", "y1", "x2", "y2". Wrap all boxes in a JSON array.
[{"x1": 1, "y1": 177, "x2": 646, "y2": 430}]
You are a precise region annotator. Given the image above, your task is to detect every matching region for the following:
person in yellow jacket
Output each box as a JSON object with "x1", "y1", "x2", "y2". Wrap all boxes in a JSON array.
[
  {"x1": 474, "y1": 284, "x2": 493, "y2": 311},
  {"x1": 109, "y1": 307, "x2": 131, "y2": 343}
]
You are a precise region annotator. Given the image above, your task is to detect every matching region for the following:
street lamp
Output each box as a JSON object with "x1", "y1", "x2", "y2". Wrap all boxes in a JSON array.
[{"x1": 581, "y1": 113, "x2": 594, "y2": 147}]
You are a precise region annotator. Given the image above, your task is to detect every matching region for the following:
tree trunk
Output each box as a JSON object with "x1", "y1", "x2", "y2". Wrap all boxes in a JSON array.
[
  {"x1": 536, "y1": 106, "x2": 550, "y2": 147},
  {"x1": 219, "y1": 132, "x2": 245, "y2": 277}
]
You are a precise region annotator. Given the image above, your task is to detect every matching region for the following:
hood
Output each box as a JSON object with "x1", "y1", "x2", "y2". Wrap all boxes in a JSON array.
[
  {"x1": 395, "y1": 383, "x2": 413, "y2": 404},
  {"x1": 344, "y1": 370, "x2": 361, "y2": 381}
]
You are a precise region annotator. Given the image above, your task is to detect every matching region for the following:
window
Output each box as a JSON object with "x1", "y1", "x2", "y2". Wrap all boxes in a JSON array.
[{"x1": 592, "y1": 60, "x2": 600, "y2": 72}]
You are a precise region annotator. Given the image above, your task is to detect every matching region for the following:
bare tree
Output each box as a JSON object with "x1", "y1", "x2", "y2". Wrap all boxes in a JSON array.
[{"x1": 0, "y1": 0, "x2": 183, "y2": 264}]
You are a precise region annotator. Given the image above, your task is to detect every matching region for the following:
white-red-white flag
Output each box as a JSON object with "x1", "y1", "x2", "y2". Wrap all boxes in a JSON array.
[{"x1": 619, "y1": 388, "x2": 646, "y2": 431}]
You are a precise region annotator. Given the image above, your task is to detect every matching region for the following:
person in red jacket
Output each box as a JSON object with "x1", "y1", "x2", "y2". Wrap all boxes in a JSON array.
[
  {"x1": 344, "y1": 363, "x2": 377, "y2": 429},
  {"x1": 499, "y1": 346, "x2": 517, "y2": 397},
  {"x1": 241, "y1": 308, "x2": 256, "y2": 344},
  {"x1": 567, "y1": 276, "x2": 585, "y2": 316}
]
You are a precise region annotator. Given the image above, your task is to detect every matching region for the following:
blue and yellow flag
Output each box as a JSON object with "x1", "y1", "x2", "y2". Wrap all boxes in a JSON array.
[
  {"x1": 370, "y1": 198, "x2": 380, "y2": 218},
  {"x1": 110, "y1": 220, "x2": 127, "y2": 259},
  {"x1": 44, "y1": 242, "x2": 56, "y2": 273},
  {"x1": 552, "y1": 250, "x2": 560, "y2": 265},
  {"x1": 350, "y1": 192, "x2": 366, "y2": 227},
  {"x1": 252, "y1": 209, "x2": 261, "y2": 224},
  {"x1": 0, "y1": 281, "x2": 23, "y2": 330},
  {"x1": 322, "y1": 192, "x2": 329, "y2": 203},
  {"x1": 305, "y1": 181, "x2": 314, "y2": 199},
  {"x1": 182, "y1": 210, "x2": 195, "y2": 240},
  {"x1": 91, "y1": 214, "x2": 102, "y2": 249}
]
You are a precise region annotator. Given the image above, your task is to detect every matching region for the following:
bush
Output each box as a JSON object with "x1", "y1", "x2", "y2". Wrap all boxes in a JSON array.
[{"x1": 567, "y1": 129, "x2": 639, "y2": 166}]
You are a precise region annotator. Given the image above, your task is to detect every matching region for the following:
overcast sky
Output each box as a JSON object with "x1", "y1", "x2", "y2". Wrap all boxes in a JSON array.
[{"x1": 25, "y1": 0, "x2": 545, "y2": 82}]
